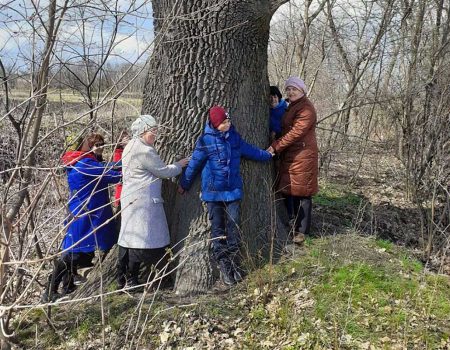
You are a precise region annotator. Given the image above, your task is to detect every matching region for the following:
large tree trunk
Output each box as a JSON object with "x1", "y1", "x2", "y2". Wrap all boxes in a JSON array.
[{"x1": 142, "y1": 0, "x2": 287, "y2": 295}]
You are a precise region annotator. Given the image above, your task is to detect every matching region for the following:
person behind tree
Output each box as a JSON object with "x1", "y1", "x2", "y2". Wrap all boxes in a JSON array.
[
  {"x1": 269, "y1": 85, "x2": 288, "y2": 143},
  {"x1": 268, "y1": 85, "x2": 294, "y2": 224},
  {"x1": 178, "y1": 106, "x2": 273, "y2": 286},
  {"x1": 112, "y1": 130, "x2": 130, "y2": 207},
  {"x1": 111, "y1": 130, "x2": 130, "y2": 263},
  {"x1": 267, "y1": 77, "x2": 319, "y2": 245},
  {"x1": 42, "y1": 133, "x2": 121, "y2": 302},
  {"x1": 116, "y1": 115, "x2": 189, "y2": 290}
]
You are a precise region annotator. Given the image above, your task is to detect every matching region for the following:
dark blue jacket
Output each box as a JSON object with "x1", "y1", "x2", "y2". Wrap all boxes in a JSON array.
[
  {"x1": 62, "y1": 155, "x2": 121, "y2": 253},
  {"x1": 180, "y1": 123, "x2": 271, "y2": 202},
  {"x1": 269, "y1": 99, "x2": 288, "y2": 135}
]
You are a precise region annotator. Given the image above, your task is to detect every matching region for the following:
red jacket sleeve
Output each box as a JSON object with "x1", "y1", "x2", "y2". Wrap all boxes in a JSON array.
[{"x1": 113, "y1": 148, "x2": 123, "y2": 162}]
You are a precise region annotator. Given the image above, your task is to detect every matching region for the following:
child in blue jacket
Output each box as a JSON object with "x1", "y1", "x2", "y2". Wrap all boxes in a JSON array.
[{"x1": 179, "y1": 106, "x2": 272, "y2": 285}]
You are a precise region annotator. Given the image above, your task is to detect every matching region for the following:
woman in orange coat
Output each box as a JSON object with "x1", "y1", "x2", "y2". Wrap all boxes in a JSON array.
[{"x1": 267, "y1": 77, "x2": 318, "y2": 244}]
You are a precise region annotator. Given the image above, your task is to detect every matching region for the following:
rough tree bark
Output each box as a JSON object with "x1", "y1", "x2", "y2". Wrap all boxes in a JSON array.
[{"x1": 141, "y1": 0, "x2": 288, "y2": 295}]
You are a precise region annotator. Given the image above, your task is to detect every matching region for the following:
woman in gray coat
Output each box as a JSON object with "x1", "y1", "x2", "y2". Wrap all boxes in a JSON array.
[{"x1": 117, "y1": 115, "x2": 189, "y2": 290}]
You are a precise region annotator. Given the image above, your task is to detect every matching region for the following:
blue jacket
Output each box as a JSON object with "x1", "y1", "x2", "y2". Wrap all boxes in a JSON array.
[
  {"x1": 269, "y1": 99, "x2": 288, "y2": 135},
  {"x1": 61, "y1": 154, "x2": 121, "y2": 253},
  {"x1": 180, "y1": 123, "x2": 272, "y2": 202}
]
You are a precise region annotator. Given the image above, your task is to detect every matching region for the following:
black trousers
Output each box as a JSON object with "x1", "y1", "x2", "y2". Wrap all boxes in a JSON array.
[
  {"x1": 292, "y1": 196, "x2": 312, "y2": 235},
  {"x1": 284, "y1": 195, "x2": 294, "y2": 220},
  {"x1": 117, "y1": 245, "x2": 170, "y2": 284},
  {"x1": 47, "y1": 252, "x2": 95, "y2": 294}
]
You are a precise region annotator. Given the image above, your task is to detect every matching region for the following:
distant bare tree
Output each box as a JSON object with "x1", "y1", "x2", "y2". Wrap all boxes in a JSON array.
[
  {"x1": 268, "y1": 0, "x2": 449, "y2": 257},
  {"x1": 389, "y1": 0, "x2": 450, "y2": 256},
  {"x1": 0, "y1": 0, "x2": 69, "y2": 346},
  {"x1": 268, "y1": 0, "x2": 326, "y2": 84}
]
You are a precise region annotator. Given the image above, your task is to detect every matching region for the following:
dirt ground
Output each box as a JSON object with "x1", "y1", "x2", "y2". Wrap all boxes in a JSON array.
[{"x1": 314, "y1": 141, "x2": 449, "y2": 275}]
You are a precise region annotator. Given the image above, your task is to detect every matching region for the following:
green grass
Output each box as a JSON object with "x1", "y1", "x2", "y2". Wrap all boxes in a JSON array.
[
  {"x1": 314, "y1": 180, "x2": 362, "y2": 208},
  {"x1": 400, "y1": 253, "x2": 424, "y2": 273},
  {"x1": 249, "y1": 303, "x2": 266, "y2": 321},
  {"x1": 14, "y1": 235, "x2": 450, "y2": 349},
  {"x1": 257, "y1": 236, "x2": 450, "y2": 348},
  {"x1": 69, "y1": 304, "x2": 102, "y2": 340},
  {"x1": 312, "y1": 262, "x2": 418, "y2": 324},
  {"x1": 375, "y1": 238, "x2": 395, "y2": 252}
]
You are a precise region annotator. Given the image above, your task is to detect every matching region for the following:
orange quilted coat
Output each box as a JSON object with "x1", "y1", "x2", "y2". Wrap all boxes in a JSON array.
[{"x1": 271, "y1": 96, "x2": 319, "y2": 196}]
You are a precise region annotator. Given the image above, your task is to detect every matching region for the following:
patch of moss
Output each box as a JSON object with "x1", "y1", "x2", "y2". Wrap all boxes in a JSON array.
[
  {"x1": 375, "y1": 238, "x2": 394, "y2": 252},
  {"x1": 68, "y1": 305, "x2": 102, "y2": 340},
  {"x1": 314, "y1": 181, "x2": 362, "y2": 208},
  {"x1": 249, "y1": 303, "x2": 266, "y2": 321},
  {"x1": 399, "y1": 253, "x2": 424, "y2": 273},
  {"x1": 422, "y1": 275, "x2": 450, "y2": 319},
  {"x1": 107, "y1": 295, "x2": 139, "y2": 331}
]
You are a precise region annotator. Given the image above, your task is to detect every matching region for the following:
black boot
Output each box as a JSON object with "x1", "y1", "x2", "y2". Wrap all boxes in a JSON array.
[
  {"x1": 229, "y1": 250, "x2": 244, "y2": 283},
  {"x1": 41, "y1": 287, "x2": 62, "y2": 303},
  {"x1": 116, "y1": 274, "x2": 126, "y2": 290},
  {"x1": 218, "y1": 259, "x2": 236, "y2": 286},
  {"x1": 116, "y1": 246, "x2": 128, "y2": 290},
  {"x1": 61, "y1": 273, "x2": 77, "y2": 295},
  {"x1": 126, "y1": 276, "x2": 142, "y2": 292},
  {"x1": 231, "y1": 260, "x2": 244, "y2": 283},
  {"x1": 42, "y1": 259, "x2": 66, "y2": 302},
  {"x1": 126, "y1": 262, "x2": 143, "y2": 292},
  {"x1": 62, "y1": 280, "x2": 77, "y2": 295}
]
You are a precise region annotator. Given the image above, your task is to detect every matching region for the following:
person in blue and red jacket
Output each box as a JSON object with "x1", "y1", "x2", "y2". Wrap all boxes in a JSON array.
[
  {"x1": 178, "y1": 106, "x2": 272, "y2": 286},
  {"x1": 112, "y1": 131, "x2": 130, "y2": 207},
  {"x1": 42, "y1": 133, "x2": 121, "y2": 301}
]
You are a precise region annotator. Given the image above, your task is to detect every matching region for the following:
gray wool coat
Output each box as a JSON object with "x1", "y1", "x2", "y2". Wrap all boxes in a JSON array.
[{"x1": 118, "y1": 138, "x2": 182, "y2": 249}]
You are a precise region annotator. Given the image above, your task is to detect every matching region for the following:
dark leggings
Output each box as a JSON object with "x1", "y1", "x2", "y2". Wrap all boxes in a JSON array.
[
  {"x1": 117, "y1": 245, "x2": 170, "y2": 284},
  {"x1": 292, "y1": 196, "x2": 312, "y2": 235},
  {"x1": 284, "y1": 195, "x2": 294, "y2": 220},
  {"x1": 48, "y1": 252, "x2": 95, "y2": 293}
]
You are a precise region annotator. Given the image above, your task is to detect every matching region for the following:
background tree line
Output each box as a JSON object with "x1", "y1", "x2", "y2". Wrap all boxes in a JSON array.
[{"x1": 269, "y1": 0, "x2": 449, "y2": 256}]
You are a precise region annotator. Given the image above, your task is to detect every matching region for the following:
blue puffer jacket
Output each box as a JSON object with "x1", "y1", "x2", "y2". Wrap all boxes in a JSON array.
[
  {"x1": 180, "y1": 123, "x2": 272, "y2": 202},
  {"x1": 269, "y1": 99, "x2": 288, "y2": 135},
  {"x1": 61, "y1": 153, "x2": 121, "y2": 253}
]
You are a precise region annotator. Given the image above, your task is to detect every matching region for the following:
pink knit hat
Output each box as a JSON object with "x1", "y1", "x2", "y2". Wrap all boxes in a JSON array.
[{"x1": 285, "y1": 77, "x2": 308, "y2": 94}]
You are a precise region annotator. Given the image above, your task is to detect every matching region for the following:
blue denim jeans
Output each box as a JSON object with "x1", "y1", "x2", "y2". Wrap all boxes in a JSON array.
[{"x1": 206, "y1": 200, "x2": 241, "y2": 261}]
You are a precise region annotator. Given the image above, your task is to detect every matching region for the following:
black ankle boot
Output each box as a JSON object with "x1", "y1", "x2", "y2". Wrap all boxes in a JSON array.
[
  {"x1": 231, "y1": 262, "x2": 244, "y2": 283},
  {"x1": 229, "y1": 252, "x2": 244, "y2": 283},
  {"x1": 126, "y1": 276, "x2": 142, "y2": 291},
  {"x1": 218, "y1": 259, "x2": 236, "y2": 286},
  {"x1": 41, "y1": 289, "x2": 62, "y2": 303},
  {"x1": 62, "y1": 278, "x2": 76, "y2": 295},
  {"x1": 116, "y1": 274, "x2": 126, "y2": 290}
]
